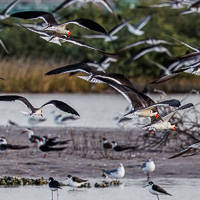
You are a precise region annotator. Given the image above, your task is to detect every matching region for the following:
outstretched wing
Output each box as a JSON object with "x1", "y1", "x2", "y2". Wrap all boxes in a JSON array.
[
  {"x1": 41, "y1": 100, "x2": 80, "y2": 116},
  {"x1": 0, "y1": 95, "x2": 35, "y2": 112}
]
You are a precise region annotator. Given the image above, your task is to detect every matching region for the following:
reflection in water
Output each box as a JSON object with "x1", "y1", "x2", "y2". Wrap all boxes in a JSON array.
[{"x1": 0, "y1": 178, "x2": 199, "y2": 200}]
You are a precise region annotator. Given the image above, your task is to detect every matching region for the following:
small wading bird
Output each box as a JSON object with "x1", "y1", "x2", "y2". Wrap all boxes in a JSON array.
[
  {"x1": 168, "y1": 141, "x2": 200, "y2": 159},
  {"x1": 0, "y1": 136, "x2": 29, "y2": 157},
  {"x1": 0, "y1": 95, "x2": 80, "y2": 118},
  {"x1": 144, "y1": 103, "x2": 194, "y2": 132},
  {"x1": 49, "y1": 177, "x2": 62, "y2": 200},
  {"x1": 66, "y1": 175, "x2": 88, "y2": 188},
  {"x1": 52, "y1": 0, "x2": 114, "y2": 14},
  {"x1": 0, "y1": 0, "x2": 19, "y2": 20},
  {"x1": 145, "y1": 181, "x2": 172, "y2": 200},
  {"x1": 35, "y1": 138, "x2": 67, "y2": 158},
  {"x1": 141, "y1": 158, "x2": 155, "y2": 181},
  {"x1": 102, "y1": 163, "x2": 125, "y2": 179}
]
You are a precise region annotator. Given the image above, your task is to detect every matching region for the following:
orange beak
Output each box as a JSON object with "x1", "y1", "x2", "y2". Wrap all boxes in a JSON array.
[
  {"x1": 155, "y1": 113, "x2": 160, "y2": 119},
  {"x1": 172, "y1": 125, "x2": 177, "y2": 131},
  {"x1": 67, "y1": 31, "x2": 71, "y2": 37},
  {"x1": 149, "y1": 130, "x2": 154, "y2": 135}
]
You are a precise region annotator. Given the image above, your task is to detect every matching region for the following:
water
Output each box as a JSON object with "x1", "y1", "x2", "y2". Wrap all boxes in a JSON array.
[
  {"x1": 0, "y1": 93, "x2": 198, "y2": 128},
  {"x1": 0, "y1": 178, "x2": 199, "y2": 200}
]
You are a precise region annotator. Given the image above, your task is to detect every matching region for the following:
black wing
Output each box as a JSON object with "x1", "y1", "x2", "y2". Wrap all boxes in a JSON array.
[
  {"x1": 45, "y1": 62, "x2": 94, "y2": 76},
  {"x1": 152, "y1": 184, "x2": 172, "y2": 196},
  {"x1": 73, "y1": 176, "x2": 87, "y2": 183},
  {"x1": 11, "y1": 11, "x2": 57, "y2": 25},
  {"x1": 66, "y1": 18, "x2": 107, "y2": 34},
  {"x1": 0, "y1": 95, "x2": 35, "y2": 112},
  {"x1": 41, "y1": 100, "x2": 80, "y2": 116},
  {"x1": 7, "y1": 144, "x2": 29, "y2": 150}
]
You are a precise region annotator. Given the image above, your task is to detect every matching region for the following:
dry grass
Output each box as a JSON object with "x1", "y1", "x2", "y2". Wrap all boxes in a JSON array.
[
  {"x1": 0, "y1": 57, "x2": 106, "y2": 93},
  {"x1": 0, "y1": 58, "x2": 200, "y2": 93}
]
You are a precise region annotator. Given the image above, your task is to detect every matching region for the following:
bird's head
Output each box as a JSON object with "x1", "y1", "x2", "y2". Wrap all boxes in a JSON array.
[
  {"x1": 49, "y1": 177, "x2": 54, "y2": 182},
  {"x1": 67, "y1": 175, "x2": 72, "y2": 179},
  {"x1": 155, "y1": 112, "x2": 160, "y2": 119},
  {"x1": 172, "y1": 125, "x2": 177, "y2": 131},
  {"x1": 66, "y1": 30, "x2": 71, "y2": 37}
]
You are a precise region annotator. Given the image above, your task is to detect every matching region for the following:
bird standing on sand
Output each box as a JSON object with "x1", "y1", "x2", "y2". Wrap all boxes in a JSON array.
[
  {"x1": 102, "y1": 163, "x2": 125, "y2": 179},
  {"x1": 145, "y1": 181, "x2": 172, "y2": 200},
  {"x1": 141, "y1": 158, "x2": 155, "y2": 181},
  {"x1": 49, "y1": 177, "x2": 62, "y2": 200}
]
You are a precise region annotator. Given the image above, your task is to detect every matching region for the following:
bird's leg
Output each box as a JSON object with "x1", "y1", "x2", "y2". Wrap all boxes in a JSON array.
[
  {"x1": 147, "y1": 173, "x2": 150, "y2": 182},
  {"x1": 157, "y1": 195, "x2": 160, "y2": 200},
  {"x1": 57, "y1": 190, "x2": 59, "y2": 200},
  {"x1": 42, "y1": 153, "x2": 47, "y2": 159},
  {"x1": 51, "y1": 191, "x2": 53, "y2": 200}
]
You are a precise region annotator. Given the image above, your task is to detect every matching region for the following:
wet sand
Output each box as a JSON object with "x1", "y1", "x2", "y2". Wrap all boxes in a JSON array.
[{"x1": 0, "y1": 126, "x2": 199, "y2": 179}]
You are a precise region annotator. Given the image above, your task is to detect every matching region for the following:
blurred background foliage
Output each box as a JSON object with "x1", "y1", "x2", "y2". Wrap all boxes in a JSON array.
[{"x1": 0, "y1": 0, "x2": 199, "y2": 93}]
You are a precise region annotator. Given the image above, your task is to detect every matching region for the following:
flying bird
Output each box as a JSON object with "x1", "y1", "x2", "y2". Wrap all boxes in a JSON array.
[
  {"x1": 11, "y1": 11, "x2": 107, "y2": 35},
  {"x1": 0, "y1": 95, "x2": 80, "y2": 117},
  {"x1": 0, "y1": 0, "x2": 19, "y2": 20},
  {"x1": 52, "y1": 0, "x2": 114, "y2": 14},
  {"x1": 169, "y1": 142, "x2": 200, "y2": 159},
  {"x1": 144, "y1": 103, "x2": 194, "y2": 132}
]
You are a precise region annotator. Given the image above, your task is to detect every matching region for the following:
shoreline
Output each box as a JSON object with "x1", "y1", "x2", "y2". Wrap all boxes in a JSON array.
[{"x1": 0, "y1": 126, "x2": 199, "y2": 179}]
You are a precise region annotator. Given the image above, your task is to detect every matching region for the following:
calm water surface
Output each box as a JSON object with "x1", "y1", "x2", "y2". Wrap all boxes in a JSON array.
[
  {"x1": 0, "y1": 178, "x2": 199, "y2": 200},
  {"x1": 0, "y1": 93, "x2": 198, "y2": 128}
]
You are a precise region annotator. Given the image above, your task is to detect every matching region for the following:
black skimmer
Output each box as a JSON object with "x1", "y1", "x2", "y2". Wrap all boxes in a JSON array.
[
  {"x1": 120, "y1": 39, "x2": 172, "y2": 51},
  {"x1": 83, "y1": 20, "x2": 129, "y2": 42},
  {"x1": 35, "y1": 138, "x2": 67, "y2": 158},
  {"x1": 169, "y1": 141, "x2": 200, "y2": 159},
  {"x1": 52, "y1": 0, "x2": 114, "y2": 14},
  {"x1": 42, "y1": 136, "x2": 71, "y2": 146},
  {"x1": 102, "y1": 163, "x2": 125, "y2": 179},
  {"x1": 51, "y1": 111, "x2": 79, "y2": 125},
  {"x1": 101, "y1": 137, "x2": 112, "y2": 150},
  {"x1": 180, "y1": 0, "x2": 200, "y2": 14},
  {"x1": 21, "y1": 128, "x2": 41, "y2": 144},
  {"x1": 22, "y1": 26, "x2": 112, "y2": 54},
  {"x1": 0, "y1": 0, "x2": 19, "y2": 20},
  {"x1": 141, "y1": 158, "x2": 155, "y2": 181},
  {"x1": 92, "y1": 73, "x2": 181, "y2": 120},
  {"x1": 66, "y1": 175, "x2": 88, "y2": 188},
  {"x1": 0, "y1": 95, "x2": 80, "y2": 117},
  {"x1": 132, "y1": 45, "x2": 172, "y2": 61},
  {"x1": 49, "y1": 177, "x2": 62, "y2": 200},
  {"x1": 126, "y1": 15, "x2": 151, "y2": 36},
  {"x1": 0, "y1": 136, "x2": 29, "y2": 155},
  {"x1": 11, "y1": 11, "x2": 107, "y2": 35},
  {"x1": 111, "y1": 141, "x2": 137, "y2": 152},
  {"x1": 144, "y1": 103, "x2": 194, "y2": 132},
  {"x1": 151, "y1": 0, "x2": 188, "y2": 9},
  {"x1": 145, "y1": 181, "x2": 172, "y2": 200},
  {"x1": 101, "y1": 137, "x2": 112, "y2": 158}
]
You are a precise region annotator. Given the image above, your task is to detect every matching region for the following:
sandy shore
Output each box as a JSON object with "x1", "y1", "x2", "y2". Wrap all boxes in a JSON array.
[{"x1": 0, "y1": 126, "x2": 198, "y2": 179}]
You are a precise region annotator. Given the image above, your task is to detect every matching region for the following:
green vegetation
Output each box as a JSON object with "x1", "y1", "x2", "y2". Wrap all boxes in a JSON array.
[{"x1": 0, "y1": 0, "x2": 199, "y2": 93}]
